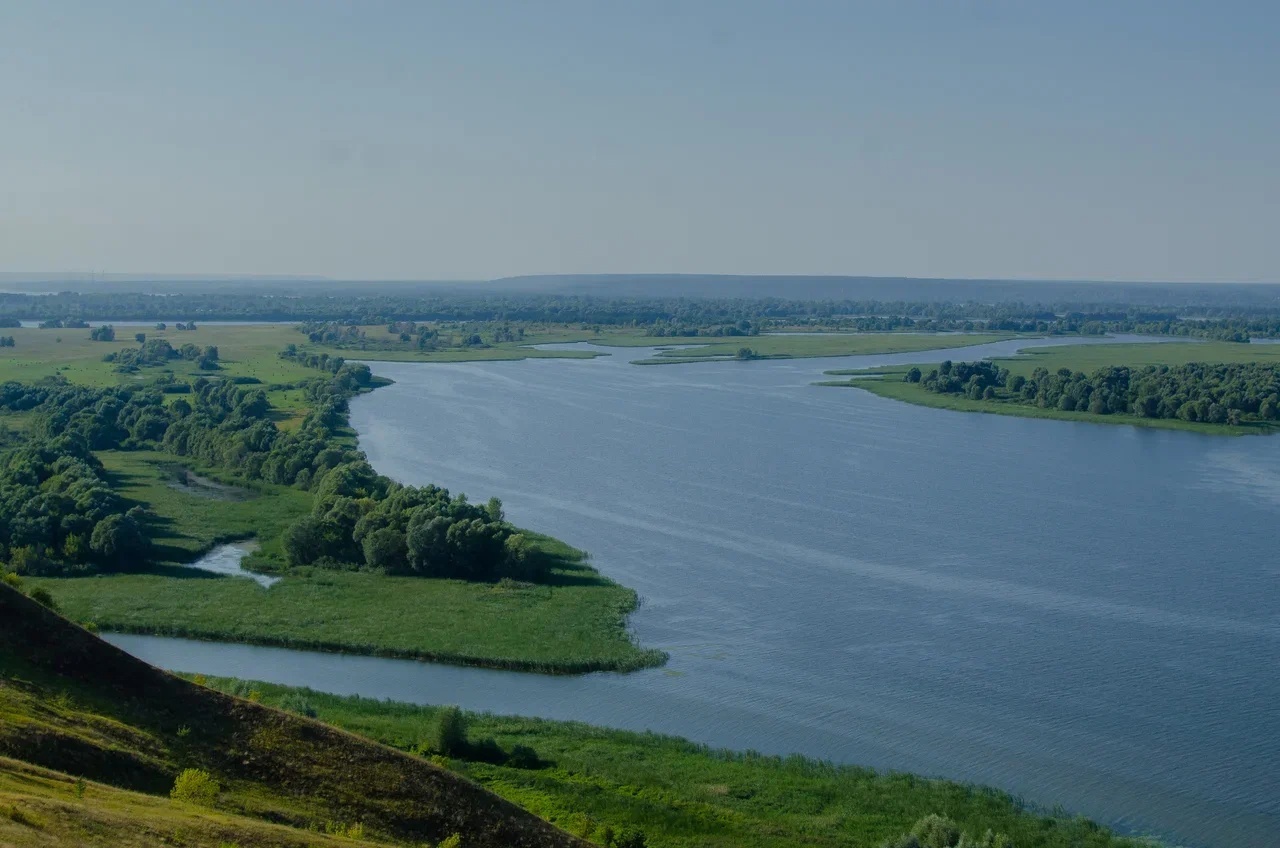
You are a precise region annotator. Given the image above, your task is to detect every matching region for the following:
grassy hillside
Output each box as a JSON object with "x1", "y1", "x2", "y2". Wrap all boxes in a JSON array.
[{"x1": 0, "y1": 582, "x2": 589, "y2": 848}]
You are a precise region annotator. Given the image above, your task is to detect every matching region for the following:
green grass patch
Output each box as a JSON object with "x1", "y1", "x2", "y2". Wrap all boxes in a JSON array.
[
  {"x1": 31, "y1": 535, "x2": 663, "y2": 674},
  {"x1": 824, "y1": 341, "x2": 1280, "y2": 435},
  {"x1": 97, "y1": 450, "x2": 312, "y2": 565},
  {"x1": 196, "y1": 678, "x2": 1147, "y2": 848},
  {"x1": 633, "y1": 332, "x2": 1015, "y2": 364}
]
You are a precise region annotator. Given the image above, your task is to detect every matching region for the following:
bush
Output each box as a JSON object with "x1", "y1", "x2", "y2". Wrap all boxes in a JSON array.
[
  {"x1": 26, "y1": 586, "x2": 59, "y2": 612},
  {"x1": 912, "y1": 815, "x2": 961, "y2": 848},
  {"x1": 280, "y1": 693, "x2": 318, "y2": 718},
  {"x1": 607, "y1": 828, "x2": 648, "y2": 848},
  {"x1": 433, "y1": 706, "x2": 468, "y2": 756},
  {"x1": 506, "y1": 744, "x2": 541, "y2": 769},
  {"x1": 170, "y1": 768, "x2": 219, "y2": 806}
]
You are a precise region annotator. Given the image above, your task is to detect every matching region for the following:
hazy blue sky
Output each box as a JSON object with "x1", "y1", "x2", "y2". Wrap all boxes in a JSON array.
[{"x1": 2, "y1": 1, "x2": 1277, "y2": 281}]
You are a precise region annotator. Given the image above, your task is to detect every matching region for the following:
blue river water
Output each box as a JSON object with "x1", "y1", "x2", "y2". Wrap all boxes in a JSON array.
[{"x1": 109, "y1": 336, "x2": 1280, "y2": 848}]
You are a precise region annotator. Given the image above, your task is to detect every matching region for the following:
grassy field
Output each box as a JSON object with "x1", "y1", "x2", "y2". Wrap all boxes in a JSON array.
[
  {"x1": 824, "y1": 341, "x2": 1280, "y2": 435},
  {"x1": 0, "y1": 586, "x2": 588, "y2": 848},
  {"x1": 99, "y1": 450, "x2": 313, "y2": 565},
  {"x1": 193, "y1": 678, "x2": 1147, "y2": 848},
  {"x1": 633, "y1": 332, "x2": 1015, "y2": 364}
]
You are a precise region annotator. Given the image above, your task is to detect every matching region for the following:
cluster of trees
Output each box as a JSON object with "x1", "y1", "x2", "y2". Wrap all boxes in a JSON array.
[
  {"x1": 102, "y1": 339, "x2": 220, "y2": 371},
  {"x1": 0, "y1": 337, "x2": 14, "y2": 348},
  {"x1": 0, "y1": 436, "x2": 149, "y2": 574},
  {"x1": 383, "y1": 320, "x2": 447, "y2": 345},
  {"x1": 301, "y1": 321, "x2": 470, "y2": 353},
  {"x1": 283, "y1": 476, "x2": 543, "y2": 581},
  {"x1": 911, "y1": 359, "x2": 1280, "y2": 425},
  {"x1": 0, "y1": 359, "x2": 536, "y2": 583},
  {"x1": 37, "y1": 317, "x2": 90, "y2": 329},
  {"x1": 278, "y1": 345, "x2": 373, "y2": 381},
  {"x1": 644, "y1": 320, "x2": 758, "y2": 338},
  {"x1": 0, "y1": 365, "x2": 371, "y2": 573},
  {"x1": 89, "y1": 325, "x2": 116, "y2": 341}
]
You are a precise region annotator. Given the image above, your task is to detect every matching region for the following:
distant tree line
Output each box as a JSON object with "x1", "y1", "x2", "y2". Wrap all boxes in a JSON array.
[
  {"x1": 5, "y1": 291, "x2": 1280, "y2": 339},
  {"x1": 909, "y1": 360, "x2": 1280, "y2": 425}
]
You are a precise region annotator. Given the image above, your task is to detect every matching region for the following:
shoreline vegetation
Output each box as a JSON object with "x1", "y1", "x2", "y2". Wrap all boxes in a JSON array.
[
  {"x1": 186, "y1": 675, "x2": 1151, "y2": 848},
  {"x1": 823, "y1": 341, "x2": 1280, "y2": 436},
  {"x1": 0, "y1": 322, "x2": 664, "y2": 674}
]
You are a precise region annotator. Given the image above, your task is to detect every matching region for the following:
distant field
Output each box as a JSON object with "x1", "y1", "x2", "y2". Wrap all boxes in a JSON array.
[
  {"x1": 634, "y1": 332, "x2": 1015, "y2": 363},
  {"x1": 825, "y1": 341, "x2": 1280, "y2": 435}
]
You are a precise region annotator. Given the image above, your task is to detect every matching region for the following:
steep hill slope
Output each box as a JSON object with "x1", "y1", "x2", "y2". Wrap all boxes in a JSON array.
[{"x1": 0, "y1": 583, "x2": 588, "y2": 848}]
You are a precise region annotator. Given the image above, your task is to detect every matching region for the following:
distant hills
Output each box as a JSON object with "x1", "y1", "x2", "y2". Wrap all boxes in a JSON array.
[{"x1": 1, "y1": 271, "x2": 1278, "y2": 306}]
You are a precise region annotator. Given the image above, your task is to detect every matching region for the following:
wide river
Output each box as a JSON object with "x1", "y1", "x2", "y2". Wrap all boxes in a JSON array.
[{"x1": 111, "y1": 336, "x2": 1280, "y2": 848}]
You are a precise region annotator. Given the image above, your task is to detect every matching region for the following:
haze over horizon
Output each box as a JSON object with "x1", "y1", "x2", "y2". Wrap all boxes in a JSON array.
[{"x1": 3, "y1": 1, "x2": 1278, "y2": 283}]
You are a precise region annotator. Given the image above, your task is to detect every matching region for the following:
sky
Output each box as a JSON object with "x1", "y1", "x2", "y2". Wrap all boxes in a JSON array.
[{"x1": 1, "y1": 0, "x2": 1278, "y2": 282}]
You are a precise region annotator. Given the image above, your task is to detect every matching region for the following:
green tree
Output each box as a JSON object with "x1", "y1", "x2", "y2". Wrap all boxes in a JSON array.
[
  {"x1": 362, "y1": 526, "x2": 407, "y2": 571},
  {"x1": 434, "y1": 706, "x2": 468, "y2": 756},
  {"x1": 89, "y1": 513, "x2": 147, "y2": 567},
  {"x1": 283, "y1": 516, "x2": 326, "y2": 566}
]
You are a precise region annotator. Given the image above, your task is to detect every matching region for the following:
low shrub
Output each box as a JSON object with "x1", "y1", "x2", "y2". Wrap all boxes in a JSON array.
[{"x1": 170, "y1": 768, "x2": 219, "y2": 806}]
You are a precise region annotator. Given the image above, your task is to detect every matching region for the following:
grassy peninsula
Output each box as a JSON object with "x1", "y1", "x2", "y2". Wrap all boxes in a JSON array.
[
  {"x1": 824, "y1": 341, "x2": 1280, "y2": 435},
  {"x1": 0, "y1": 322, "x2": 662, "y2": 673}
]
